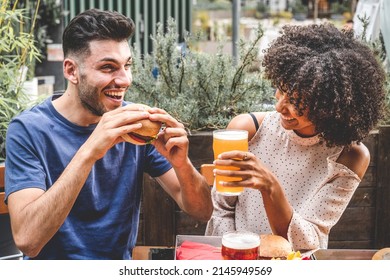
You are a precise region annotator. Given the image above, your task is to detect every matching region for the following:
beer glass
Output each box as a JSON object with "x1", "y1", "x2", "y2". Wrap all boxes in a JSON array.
[
  {"x1": 221, "y1": 231, "x2": 260, "y2": 260},
  {"x1": 213, "y1": 129, "x2": 248, "y2": 196}
]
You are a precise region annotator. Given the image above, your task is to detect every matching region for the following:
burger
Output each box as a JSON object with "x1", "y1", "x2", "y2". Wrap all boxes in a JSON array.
[
  {"x1": 372, "y1": 248, "x2": 390, "y2": 260},
  {"x1": 258, "y1": 234, "x2": 292, "y2": 260},
  {"x1": 121, "y1": 104, "x2": 162, "y2": 145}
]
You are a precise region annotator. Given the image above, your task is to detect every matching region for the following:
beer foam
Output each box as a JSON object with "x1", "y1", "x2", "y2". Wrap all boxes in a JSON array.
[
  {"x1": 222, "y1": 232, "x2": 260, "y2": 249},
  {"x1": 213, "y1": 130, "x2": 248, "y2": 140}
]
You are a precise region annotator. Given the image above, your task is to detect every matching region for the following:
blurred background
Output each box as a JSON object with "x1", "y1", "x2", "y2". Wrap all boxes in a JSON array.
[{"x1": 5, "y1": 0, "x2": 387, "y2": 95}]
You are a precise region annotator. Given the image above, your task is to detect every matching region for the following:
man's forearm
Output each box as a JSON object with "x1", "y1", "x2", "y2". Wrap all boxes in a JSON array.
[{"x1": 174, "y1": 161, "x2": 213, "y2": 222}]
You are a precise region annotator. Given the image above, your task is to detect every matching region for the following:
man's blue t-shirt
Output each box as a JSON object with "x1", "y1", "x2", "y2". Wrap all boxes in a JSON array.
[{"x1": 4, "y1": 94, "x2": 172, "y2": 259}]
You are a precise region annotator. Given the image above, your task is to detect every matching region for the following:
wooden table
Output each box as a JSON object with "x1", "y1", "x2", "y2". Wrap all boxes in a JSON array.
[
  {"x1": 132, "y1": 246, "x2": 174, "y2": 260},
  {"x1": 312, "y1": 249, "x2": 377, "y2": 260},
  {"x1": 132, "y1": 246, "x2": 380, "y2": 260}
]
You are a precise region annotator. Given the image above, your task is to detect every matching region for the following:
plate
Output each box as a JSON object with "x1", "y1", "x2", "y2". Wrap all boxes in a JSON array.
[{"x1": 312, "y1": 249, "x2": 377, "y2": 260}]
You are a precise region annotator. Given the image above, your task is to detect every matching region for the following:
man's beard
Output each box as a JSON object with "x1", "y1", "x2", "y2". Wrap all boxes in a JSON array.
[{"x1": 78, "y1": 74, "x2": 107, "y2": 117}]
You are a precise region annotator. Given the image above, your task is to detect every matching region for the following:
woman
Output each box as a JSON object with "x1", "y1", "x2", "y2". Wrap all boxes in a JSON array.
[{"x1": 205, "y1": 23, "x2": 386, "y2": 251}]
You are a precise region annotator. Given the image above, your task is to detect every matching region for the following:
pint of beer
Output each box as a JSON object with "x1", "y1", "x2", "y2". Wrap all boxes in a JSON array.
[
  {"x1": 213, "y1": 129, "x2": 248, "y2": 196},
  {"x1": 221, "y1": 231, "x2": 260, "y2": 260}
]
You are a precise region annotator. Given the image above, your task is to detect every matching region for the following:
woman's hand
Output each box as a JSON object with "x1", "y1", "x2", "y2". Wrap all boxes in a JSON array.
[{"x1": 213, "y1": 151, "x2": 278, "y2": 193}]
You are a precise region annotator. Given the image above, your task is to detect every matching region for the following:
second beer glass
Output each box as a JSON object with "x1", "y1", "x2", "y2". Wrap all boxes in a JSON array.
[
  {"x1": 212, "y1": 129, "x2": 248, "y2": 196},
  {"x1": 221, "y1": 231, "x2": 260, "y2": 260}
]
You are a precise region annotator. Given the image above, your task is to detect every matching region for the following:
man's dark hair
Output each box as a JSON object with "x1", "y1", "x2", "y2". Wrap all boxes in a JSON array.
[
  {"x1": 62, "y1": 9, "x2": 135, "y2": 58},
  {"x1": 262, "y1": 23, "x2": 386, "y2": 147}
]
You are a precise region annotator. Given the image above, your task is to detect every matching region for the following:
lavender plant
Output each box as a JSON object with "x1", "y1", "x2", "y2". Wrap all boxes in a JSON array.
[{"x1": 128, "y1": 18, "x2": 274, "y2": 131}]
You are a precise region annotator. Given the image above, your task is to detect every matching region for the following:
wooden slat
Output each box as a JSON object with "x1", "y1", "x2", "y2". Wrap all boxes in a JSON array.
[
  {"x1": 359, "y1": 166, "x2": 376, "y2": 187},
  {"x1": 188, "y1": 132, "x2": 214, "y2": 169},
  {"x1": 200, "y1": 164, "x2": 214, "y2": 186},
  {"x1": 176, "y1": 162, "x2": 212, "y2": 238},
  {"x1": 328, "y1": 240, "x2": 374, "y2": 250},
  {"x1": 330, "y1": 207, "x2": 376, "y2": 241},
  {"x1": 136, "y1": 202, "x2": 144, "y2": 246},
  {"x1": 0, "y1": 166, "x2": 8, "y2": 214},
  {"x1": 0, "y1": 165, "x2": 5, "y2": 188},
  {"x1": 0, "y1": 192, "x2": 8, "y2": 214},
  {"x1": 142, "y1": 174, "x2": 176, "y2": 246},
  {"x1": 348, "y1": 187, "x2": 375, "y2": 207},
  {"x1": 362, "y1": 131, "x2": 378, "y2": 166},
  {"x1": 375, "y1": 126, "x2": 390, "y2": 248},
  {"x1": 175, "y1": 211, "x2": 207, "y2": 236},
  {"x1": 132, "y1": 246, "x2": 172, "y2": 260}
]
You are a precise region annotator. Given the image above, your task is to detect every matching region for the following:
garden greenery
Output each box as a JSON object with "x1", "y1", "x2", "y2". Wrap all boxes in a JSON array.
[
  {"x1": 0, "y1": 0, "x2": 42, "y2": 161},
  {"x1": 128, "y1": 18, "x2": 274, "y2": 131},
  {"x1": 356, "y1": 14, "x2": 390, "y2": 125}
]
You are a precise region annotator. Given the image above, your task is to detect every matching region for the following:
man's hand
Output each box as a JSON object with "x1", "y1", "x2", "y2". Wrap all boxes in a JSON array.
[
  {"x1": 82, "y1": 104, "x2": 152, "y2": 161},
  {"x1": 148, "y1": 107, "x2": 190, "y2": 168}
]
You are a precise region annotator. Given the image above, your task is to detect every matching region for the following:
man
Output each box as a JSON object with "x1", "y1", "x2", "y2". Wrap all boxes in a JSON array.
[{"x1": 4, "y1": 9, "x2": 212, "y2": 259}]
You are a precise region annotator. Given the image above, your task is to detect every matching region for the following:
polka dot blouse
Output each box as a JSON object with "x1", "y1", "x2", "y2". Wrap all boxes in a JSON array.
[{"x1": 205, "y1": 111, "x2": 361, "y2": 251}]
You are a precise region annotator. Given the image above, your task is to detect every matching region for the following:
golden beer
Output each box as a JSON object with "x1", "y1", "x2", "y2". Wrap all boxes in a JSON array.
[
  {"x1": 221, "y1": 231, "x2": 260, "y2": 260},
  {"x1": 213, "y1": 130, "x2": 248, "y2": 195}
]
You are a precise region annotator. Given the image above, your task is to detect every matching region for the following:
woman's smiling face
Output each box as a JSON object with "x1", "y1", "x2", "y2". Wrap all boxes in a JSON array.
[{"x1": 274, "y1": 88, "x2": 317, "y2": 137}]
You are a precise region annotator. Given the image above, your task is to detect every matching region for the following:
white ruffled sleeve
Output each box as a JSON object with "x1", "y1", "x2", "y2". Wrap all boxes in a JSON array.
[{"x1": 287, "y1": 155, "x2": 361, "y2": 251}]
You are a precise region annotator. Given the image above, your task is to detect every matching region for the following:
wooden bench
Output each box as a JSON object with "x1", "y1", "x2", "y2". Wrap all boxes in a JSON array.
[
  {"x1": 0, "y1": 165, "x2": 8, "y2": 214},
  {"x1": 0, "y1": 165, "x2": 23, "y2": 260}
]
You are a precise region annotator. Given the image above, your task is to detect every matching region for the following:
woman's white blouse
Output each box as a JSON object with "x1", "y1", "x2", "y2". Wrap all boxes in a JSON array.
[{"x1": 205, "y1": 111, "x2": 361, "y2": 251}]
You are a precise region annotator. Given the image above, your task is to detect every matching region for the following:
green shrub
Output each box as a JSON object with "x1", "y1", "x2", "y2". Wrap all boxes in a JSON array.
[
  {"x1": 128, "y1": 18, "x2": 274, "y2": 131},
  {"x1": 0, "y1": 1, "x2": 42, "y2": 161},
  {"x1": 356, "y1": 14, "x2": 390, "y2": 125},
  {"x1": 382, "y1": 74, "x2": 390, "y2": 125}
]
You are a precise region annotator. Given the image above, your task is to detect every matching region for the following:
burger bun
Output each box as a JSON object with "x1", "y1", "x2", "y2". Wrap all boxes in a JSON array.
[
  {"x1": 121, "y1": 104, "x2": 162, "y2": 145},
  {"x1": 259, "y1": 234, "x2": 292, "y2": 260},
  {"x1": 372, "y1": 248, "x2": 390, "y2": 260}
]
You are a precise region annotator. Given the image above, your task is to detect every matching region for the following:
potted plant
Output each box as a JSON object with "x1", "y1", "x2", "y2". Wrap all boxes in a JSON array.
[
  {"x1": 129, "y1": 18, "x2": 274, "y2": 168},
  {"x1": 128, "y1": 18, "x2": 274, "y2": 245},
  {"x1": 129, "y1": 18, "x2": 274, "y2": 133},
  {"x1": 0, "y1": 0, "x2": 42, "y2": 161}
]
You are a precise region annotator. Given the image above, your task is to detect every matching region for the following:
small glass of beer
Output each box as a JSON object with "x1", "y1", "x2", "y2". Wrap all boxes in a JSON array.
[
  {"x1": 221, "y1": 231, "x2": 260, "y2": 260},
  {"x1": 213, "y1": 129, "x2": 248, "y2": 196}
]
